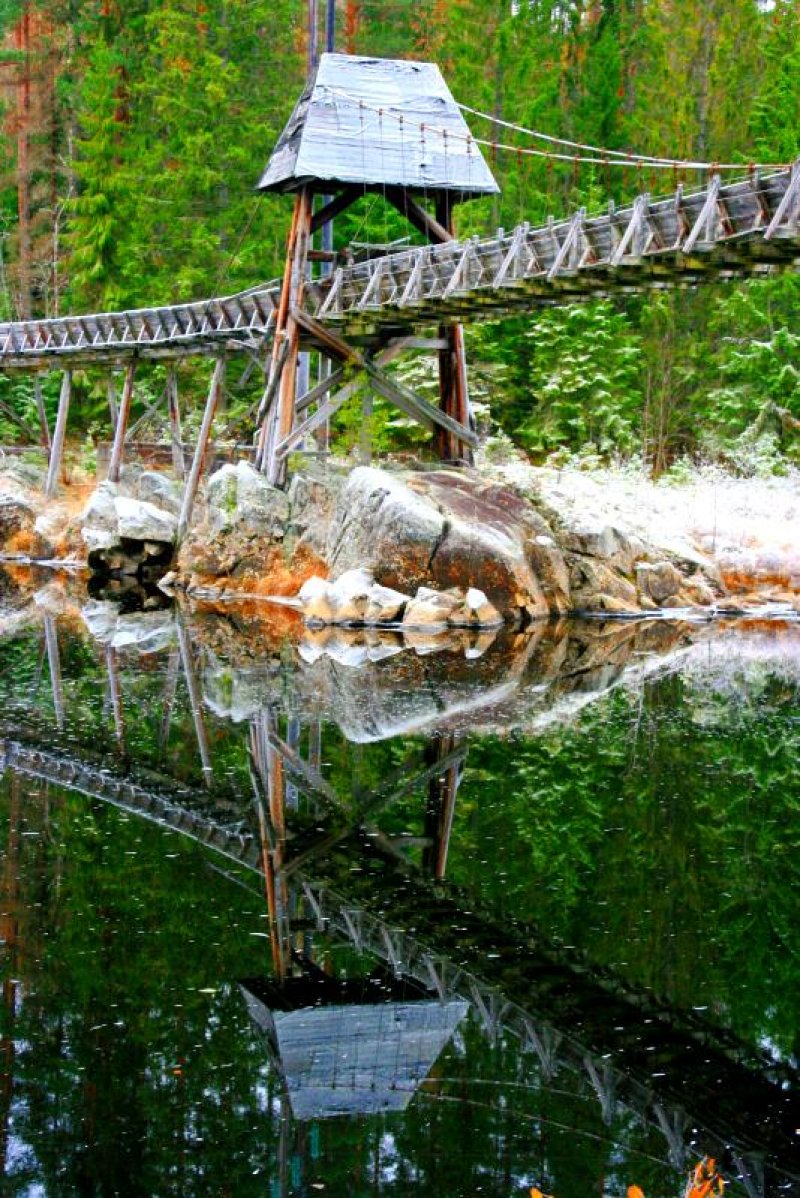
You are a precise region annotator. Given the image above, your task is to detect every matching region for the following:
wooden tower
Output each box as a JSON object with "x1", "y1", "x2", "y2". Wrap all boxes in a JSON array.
[{"x1": 254, "y1": 52, "x2": 499, "y2": 485}]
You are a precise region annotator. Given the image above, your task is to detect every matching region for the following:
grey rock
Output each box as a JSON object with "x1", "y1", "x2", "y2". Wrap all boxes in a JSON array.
[
  {"x1": 114, "y1": 495, "x2": 177, "y2": 543},
  {"x1": 364, "y1": 583, "x2": 408, "y2": 625},
  {"x1": 206, "y1": 460, "x2": 289, "y2": 536},
  {"x1": 403, "y1": 586, "x2": 463, "y2": 629},
  {"x1": 636, "y1": 560, "x2": 684, "y2": 604},
  {"x1": 449, "y1": 586, "x2": 504, "y2": 628},
  {"x1": 82, "y1": 526, "x2": 119, "y2": 554},
  {"x1": 328, "y1": 567, "x2": 374, "y2": 622},
  {"x1": 136, "y1": 471, "x2": 183, "y2": 515},
  {"x1": 298, "y1": 575, "x2": 335, "y2": 623},
  {"x1": 326, "y1": 467, "x2": 445, "y2": 586},
  {"x1": 82, "y1": 481, "x2": 119, "y2": 531},
  {"x1": 0, "y1": 492, "x2": 36, "y2": 544}
]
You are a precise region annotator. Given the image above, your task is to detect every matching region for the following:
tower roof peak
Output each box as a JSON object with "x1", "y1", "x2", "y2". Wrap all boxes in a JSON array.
[{"x1": 257, "y1": 52, "x2": 499, "y2": 201}]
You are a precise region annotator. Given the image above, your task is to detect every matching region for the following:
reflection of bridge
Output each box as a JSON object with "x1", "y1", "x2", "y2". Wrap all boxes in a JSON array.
[{"x1": 1, "y1": 719, "x2": 795, "y2": 1197}]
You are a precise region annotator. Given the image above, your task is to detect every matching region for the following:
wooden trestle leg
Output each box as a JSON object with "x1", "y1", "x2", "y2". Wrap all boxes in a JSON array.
[
  {"x1": 435, "y1": 197, "x2": 472, "y2": 465},
  {"x1": 255, "y1": 186, "x2": 314, "y2": 488}
]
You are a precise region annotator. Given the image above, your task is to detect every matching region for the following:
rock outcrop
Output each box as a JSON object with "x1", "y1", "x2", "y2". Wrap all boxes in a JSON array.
[
  {"x1": 81, "y1": 475, "x2": 178, "y2": 582},
  {"x1": 320, "y1": 467, "x2": 564, "y2": 622},
  {"x1": 178, "y1": 460, "x2": 324, "y2": 596},
  {"x1": 2, "y1": 443, "x2": 746, "y2": 621}
]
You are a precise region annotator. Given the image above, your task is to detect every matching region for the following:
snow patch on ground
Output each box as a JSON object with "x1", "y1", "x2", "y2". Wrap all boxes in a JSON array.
[{"x1": 486, "y1": 455, "x2": 800, "y2": 592}]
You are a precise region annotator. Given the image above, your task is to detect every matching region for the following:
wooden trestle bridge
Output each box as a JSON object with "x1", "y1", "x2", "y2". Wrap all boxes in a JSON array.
[{"x1": 1, "y1": 51, "x2": 799, "y2": 528}]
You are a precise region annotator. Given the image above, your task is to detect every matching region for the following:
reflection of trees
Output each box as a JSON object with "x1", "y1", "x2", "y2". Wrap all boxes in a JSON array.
[{"x1": 1, "y1": 617, "x2": 800, "y2": 1195}]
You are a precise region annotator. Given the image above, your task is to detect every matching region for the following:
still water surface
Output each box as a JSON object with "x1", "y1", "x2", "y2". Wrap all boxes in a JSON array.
[{"x1": 1, "y1": 582, "x2": 799, "y2": 1197}]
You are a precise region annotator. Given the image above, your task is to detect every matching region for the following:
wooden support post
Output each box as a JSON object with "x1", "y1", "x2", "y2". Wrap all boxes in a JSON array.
[
  {"x1": 435, "y1": 197, "x2": 472, "y2": 465},
  {"x1": 107, "y1": 360, "x2": 136, "y2": 483},
  {"x1": 44, "y1": 370, "x2": 71, "y2": 500},
  {"x1": 34, "y1": 376, "x2": 50, "y2": 450},
  {"x1": 255, "y1": 186, "x2": 314, "y2": 487},
  {"x1": 106, "y1": 374, "x2": 118, "y2": 437},
  {"x1": 166, "y1": 366, "x2": 185, "y2": 478},
  {"x1": 176, "y1": 355, "x2": 226, "y2": 542}
]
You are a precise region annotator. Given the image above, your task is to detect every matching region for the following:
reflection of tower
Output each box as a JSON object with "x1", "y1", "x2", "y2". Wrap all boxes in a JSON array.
[{"x1": 242, "y1": 714, "x2": 468, "y2": 1195}]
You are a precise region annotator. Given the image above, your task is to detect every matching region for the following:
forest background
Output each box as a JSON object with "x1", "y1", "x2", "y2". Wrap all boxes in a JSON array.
[{"x1": 0, "y1": 0, "x2": 798, "y2": 474}]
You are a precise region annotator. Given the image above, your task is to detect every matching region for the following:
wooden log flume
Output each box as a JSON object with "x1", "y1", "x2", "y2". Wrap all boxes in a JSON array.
[
  {"x1": 1, "y1": 165, "x2": 798, "y2": 371},
  {"x1": 316, "y1": 164, "x2": 800, "y2": 324}
]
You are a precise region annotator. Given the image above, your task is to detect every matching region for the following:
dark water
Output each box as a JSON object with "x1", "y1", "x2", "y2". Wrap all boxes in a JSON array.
[{"x1": 1, "y1": 577, "x2": 799, "y2": 1197}]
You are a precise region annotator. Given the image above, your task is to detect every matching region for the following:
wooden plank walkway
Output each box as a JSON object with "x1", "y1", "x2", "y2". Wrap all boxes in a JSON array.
[
  {"x1": 0, "y1": 164, "x2": 797, "y2": 371},
  {"x1": 0, "y1": 284, "x2": 280, "y2": 370}
]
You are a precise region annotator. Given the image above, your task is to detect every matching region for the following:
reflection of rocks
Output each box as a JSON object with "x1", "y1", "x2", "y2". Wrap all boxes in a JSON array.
[
  {"x1": 81, "y1": 599, "x2": 177, "y2": 654},
  {"x1": 193, "y1": 617, "x2": 703, "y2": 743}
]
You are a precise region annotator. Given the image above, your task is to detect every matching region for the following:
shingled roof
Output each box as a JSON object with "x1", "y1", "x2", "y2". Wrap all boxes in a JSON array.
[{"x1": 257, "y1": 53, "x2": 499, "y2": 200}]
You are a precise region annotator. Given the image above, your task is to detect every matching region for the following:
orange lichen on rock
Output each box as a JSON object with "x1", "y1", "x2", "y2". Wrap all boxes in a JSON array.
[
  {"x1": 722, "y1": 566, "x2": 799, "y2": 595},
  {"x1": 4, "y1": 527, "x2": 42, "y2": 558},
  {"x1": 187, "y1": 544, "x2": 328, "y2": 599}
]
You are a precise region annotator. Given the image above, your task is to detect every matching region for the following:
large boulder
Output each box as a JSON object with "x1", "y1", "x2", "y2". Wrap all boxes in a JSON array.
[
  {"x1": 176, "y1": 459, "x2": 320, "y2": 595},
  {"x1": 0, "y1": 492, "x2": 36, "y2": 544},
  {"x1": 636, "y1": 560, "x2": 684, "y2": 606},
  {"x1": 324, "y1": 467, "x2": 569, "y2": 623},
  {"x1": 206, "y1": 460, "x2": 288, "y2": 537}
]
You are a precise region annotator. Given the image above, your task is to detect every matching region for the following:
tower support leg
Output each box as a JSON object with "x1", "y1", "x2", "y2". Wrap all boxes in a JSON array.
[
  {"x1": 256, "y1": 186, "x2": 314, "y2": 487},
  {"x1": 435, "y1": 196, "x2": 472, "y2": 464}
]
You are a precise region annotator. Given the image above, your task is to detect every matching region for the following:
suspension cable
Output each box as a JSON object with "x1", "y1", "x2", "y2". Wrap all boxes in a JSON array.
[{"x1": 320, "y1": 84, "x2": 787, "y2": 174}]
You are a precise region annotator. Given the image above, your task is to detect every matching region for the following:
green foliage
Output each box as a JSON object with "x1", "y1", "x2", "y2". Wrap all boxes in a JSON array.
[
  {"x1": 470, "y1": 302, "x2": 641, "y2": 458},
  {"x1": 0, "y1": 0, "x2": 799, "y2": 465}
]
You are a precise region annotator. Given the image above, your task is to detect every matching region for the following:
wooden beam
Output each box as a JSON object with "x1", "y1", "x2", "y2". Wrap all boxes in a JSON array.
[
  {"x1": 364, "y1": 360, "x2": 477, "y2": 447},
  {"x1": 0, "y1": 399, "x2": 35, "y2": 440},
  {"x1": 275, "y1": 375, "x2": 363, "y2": 460},
  {"x1": 295, "y1": 364, "x2": 345, "y2": 415},
  {"x1": 107, "y1": 360, "x2": 136, "y2": 483},
  {"x1": 384, "y1": 186, "x2": 453, "y2": 244},
  {"x1": 44, "y1": 370, "x2": 71, "y2": 499},
  {"x1": 176, "y1": 355, "x2": 225, "y2": 542},
  {"x1": 166, "y1": 365, "x2": 184, "y2": 478},
  {"x1": 310, "y1": 188, "x2": 360, "y2": 235}
]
